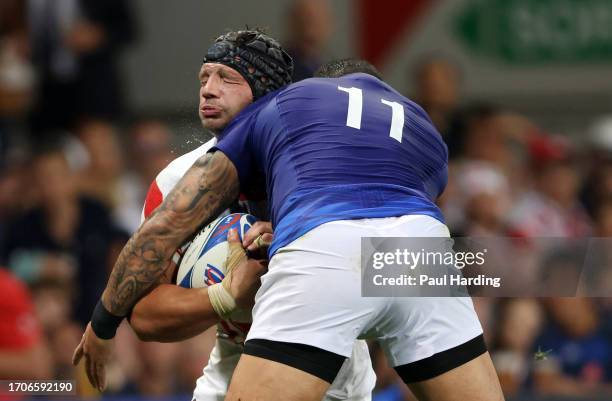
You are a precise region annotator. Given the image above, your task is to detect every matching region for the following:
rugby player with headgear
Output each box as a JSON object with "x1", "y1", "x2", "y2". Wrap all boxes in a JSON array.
[{"x1": 73, "y1": 30, "x2": 375, "y2": 400}]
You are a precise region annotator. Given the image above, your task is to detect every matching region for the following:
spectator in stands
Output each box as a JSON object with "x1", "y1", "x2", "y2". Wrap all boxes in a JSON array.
[
  {"x1": 582, "y1": 160, "x2": 612, "y2": 219},
  {"x1": 2, "y1": 145, "x2": 121, "y2": 325},
  {"x1": 459, "y1": 105, "x2": 515, "y2": 170},
  {"x1": 0, "y1": 155, "x2": 32, "y2": 256},
  {"x1": 29, "y1": 0, "x2": 137, "y2": 133},
  {"x1": 129, "y1": 119, "x2": 175, "y2": 190},
  {"x1": 30, "y1": 278, "x2": 80, "y2": 379},
  {"x1": 74, "y1": 118, "x2": 176, "y2": 234},
  {"x1": 284, "y1": 0, "x2": 332, "y2": 81},
  {"x1": 509, "y1": 135, "x2": 591, "y2": 238},
  {"x1": 589, "y1": 202, "x2": 612, "y2": 327},
  {"x1": 113, "y1": 119, "x2": 175, "y2": 234},
  {"x1": 453, "y1": 104, "x2": 536, "y2": 180},
  {"x1": 533, "y1": 298, "x2": 612, "y2": 397},
  {"x1": 0, "y1": 0, "x2": 33, "y2": 176},
  {"x1": 0, "y1": 267, "x2": 52, "y2": 379},
  {"x1": 411, "y1": 56, "x2": 461, "y2": 151},
  {"x1": 490, "y1": 299, "x2": 543, "y2": 395},
  {"x1": 444, "y1": 161, "x2": 511, "y2": 235},
  {"x1": 581, "y1": 117, "x2": 612, "y2": 217},
  {"x1": 75, "y1": 119, "x2": 124, "y2": 207},
  {"x1": 0, "y1": 0, "x2": 33, "y2": 120}
]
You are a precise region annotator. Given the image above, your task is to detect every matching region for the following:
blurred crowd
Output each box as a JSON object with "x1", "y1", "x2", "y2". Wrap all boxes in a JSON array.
[
  {"x1": 0, "y1": 0, "x2": 611, "y2": 399},
  {"x1": 375, "y1": 55, "x2": 612, "y2": 400}
]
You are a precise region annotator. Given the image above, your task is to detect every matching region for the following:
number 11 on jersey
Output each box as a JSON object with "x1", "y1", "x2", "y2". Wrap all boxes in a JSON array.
[{"x1": 338, "y1": 86, "x2": 405, "y2": 143}]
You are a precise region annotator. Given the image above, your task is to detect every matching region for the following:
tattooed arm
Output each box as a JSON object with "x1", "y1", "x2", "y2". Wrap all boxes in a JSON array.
[
  {"x1": 102, "y1": 150, "x2": 239, "y2": 316},
  {"x1": 72, "y1": 151, "x2": 240, "y2": 391}
]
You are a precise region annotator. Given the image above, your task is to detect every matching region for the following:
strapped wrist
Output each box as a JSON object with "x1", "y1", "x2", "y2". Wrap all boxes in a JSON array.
[
  {"x1": 91, "y1": 300, "x2": 124, "y2": 339},
  {"x1": 208, "y1": 282, "x2": 237, "y2": 319}
]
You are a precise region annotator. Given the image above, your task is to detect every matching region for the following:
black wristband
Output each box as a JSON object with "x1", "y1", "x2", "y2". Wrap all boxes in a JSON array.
[{"x1": 91, "y1": 300, "x2": 124, "y2": 339}]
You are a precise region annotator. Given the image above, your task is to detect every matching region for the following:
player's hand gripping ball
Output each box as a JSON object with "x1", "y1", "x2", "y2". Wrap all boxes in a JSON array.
[{"x1": 176, "y1": 213, "x2": 265, "y2": 321}]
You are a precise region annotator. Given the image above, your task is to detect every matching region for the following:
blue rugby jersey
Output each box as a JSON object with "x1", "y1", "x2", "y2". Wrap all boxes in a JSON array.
[{"x1": 212, "y1": 73, "x2": 448, "y2": 256}]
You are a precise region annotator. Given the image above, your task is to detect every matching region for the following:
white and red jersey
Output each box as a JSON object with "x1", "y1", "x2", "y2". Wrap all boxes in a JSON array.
[
  {"x1": 140, "y1": 138, "x2": 375, "y2": 401},
  {"x1": 142, "y1": 137, "x2": 250, "y2": 341},
  {"x1": 142, "y1": 138, "x2": 216, "y2": 223}
]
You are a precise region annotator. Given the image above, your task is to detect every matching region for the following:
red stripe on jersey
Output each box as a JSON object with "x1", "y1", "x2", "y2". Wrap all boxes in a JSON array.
[{"x1": 144, "y1": 180, "x2": 164, "y2": 219}]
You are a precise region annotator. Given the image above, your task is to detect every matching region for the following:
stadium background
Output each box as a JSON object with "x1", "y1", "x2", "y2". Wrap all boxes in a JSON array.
[{"x1": 1, "y1": 0, "x2": 611, "y2": 400}]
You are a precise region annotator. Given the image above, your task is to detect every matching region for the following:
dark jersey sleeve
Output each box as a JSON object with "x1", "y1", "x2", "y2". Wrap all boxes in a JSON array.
[
  {"x1": 211, "y1": 93, "x2": 279, "y2": 188},
  {"x1": 211, "y1": 109, "x2": 258, "y2": 186}
]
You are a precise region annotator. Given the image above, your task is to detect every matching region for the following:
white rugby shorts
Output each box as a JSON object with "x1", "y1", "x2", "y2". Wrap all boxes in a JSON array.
[{"x1": 246, "y1": 215, "x2": 483, "y2": 370}]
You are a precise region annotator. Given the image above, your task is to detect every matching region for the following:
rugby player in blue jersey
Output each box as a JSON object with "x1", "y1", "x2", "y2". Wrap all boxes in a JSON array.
[
  {"x1": 214, "y1": 59, "x2": 503, "y2": 401},
  {"x1": 77, "y1": 53, "x2": 504, "y2": 400}
]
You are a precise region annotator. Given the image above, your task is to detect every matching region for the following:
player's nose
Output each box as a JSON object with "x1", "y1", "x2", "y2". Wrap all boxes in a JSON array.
[{"x1": 201, "y1": 75, "x2": 221, "y2": 98}]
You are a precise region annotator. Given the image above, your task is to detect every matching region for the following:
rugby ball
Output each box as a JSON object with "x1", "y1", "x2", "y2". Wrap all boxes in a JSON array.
[{"x1": 176, "y1": 213, "x2": 257, "y2": 289}]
